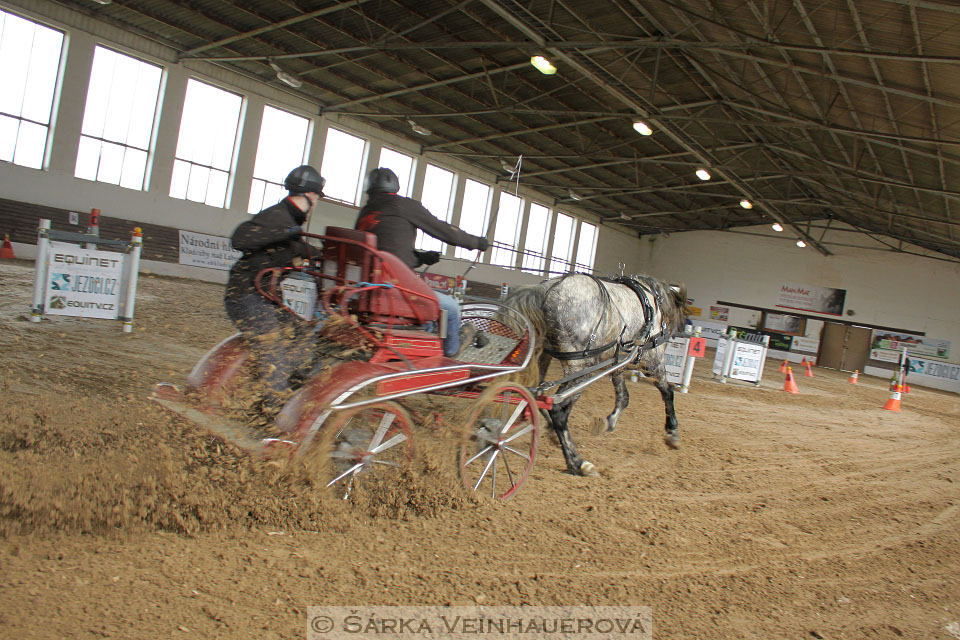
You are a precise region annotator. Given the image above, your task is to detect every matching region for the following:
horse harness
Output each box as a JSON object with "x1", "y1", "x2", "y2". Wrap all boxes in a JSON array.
[{"x1": 542, "y1": 273, "x2": 670, "y2": 361}]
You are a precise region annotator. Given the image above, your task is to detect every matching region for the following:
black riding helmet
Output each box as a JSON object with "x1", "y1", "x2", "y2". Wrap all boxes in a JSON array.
[
  {"x1": 284, "y1": 165, "x2": 325, "y2": 195},
  {"x1": 365, "y1": 167, "x2": 400, "y2": 194}
]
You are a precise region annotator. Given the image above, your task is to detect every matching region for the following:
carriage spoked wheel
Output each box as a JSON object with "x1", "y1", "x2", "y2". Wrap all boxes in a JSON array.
[
  {"x1": 318, "y1": 401, "x2": 414, "y2": 500},
  {"x1": 459, "y1": 381, "x2": 539, "y2": 500}
]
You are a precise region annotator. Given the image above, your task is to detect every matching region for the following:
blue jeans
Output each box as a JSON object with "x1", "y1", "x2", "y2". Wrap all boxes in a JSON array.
[{"x1": 435, "y1": 291, "x2": 461, "y2": 356}]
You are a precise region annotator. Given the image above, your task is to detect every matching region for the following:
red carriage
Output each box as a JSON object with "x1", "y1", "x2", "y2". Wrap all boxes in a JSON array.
[{"x1": 153, "y1": 227, "x2": 546, "y2": 500}]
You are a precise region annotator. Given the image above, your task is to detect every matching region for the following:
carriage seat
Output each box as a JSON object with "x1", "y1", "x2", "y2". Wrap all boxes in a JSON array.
[{"x1": 320, "y1": 226, "x2": 440, "y2": 326}]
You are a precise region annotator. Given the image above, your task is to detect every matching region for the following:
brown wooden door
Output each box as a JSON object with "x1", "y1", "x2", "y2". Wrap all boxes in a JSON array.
[
  {"x1": 842, "y1": 326, "x2": 872, "y2": 372},
  {"x1": 818, "y1": 322, "x2": 846, "y2": 369},
  {"x1": 818, "y1": 322, "x2": 872, "y2": 372}
]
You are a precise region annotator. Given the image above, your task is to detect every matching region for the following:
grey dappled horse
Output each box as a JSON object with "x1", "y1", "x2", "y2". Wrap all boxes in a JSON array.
[{"x1": 506, "y1": 273, "x2": 688, "y2": 477}]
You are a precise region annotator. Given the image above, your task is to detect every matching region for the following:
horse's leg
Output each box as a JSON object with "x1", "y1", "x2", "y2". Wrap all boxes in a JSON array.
[
  {"x1": 548, "y1": 386, "x2": 598, "y2": 476},
  {"x1": 605, "y1": 369, "x2": 629, "y2": 432},
  {"x1": 657, "y1": 376, "x2": 680, "y2": 448}
]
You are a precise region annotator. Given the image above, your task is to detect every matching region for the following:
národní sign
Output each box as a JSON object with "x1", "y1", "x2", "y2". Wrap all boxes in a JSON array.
[
  {"x1": 178, "y1": 230, "x2": 242, "y2": 271},
  {"x1": 31, "y1": 219, "x2": 143, "y2": 332}
]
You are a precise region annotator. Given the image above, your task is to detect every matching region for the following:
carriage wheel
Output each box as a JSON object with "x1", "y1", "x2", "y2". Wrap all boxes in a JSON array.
[
  {"x1": 459, "y1": 381, "x2": 539, "y2": 500},
  {"x1": 316, "y1": 402, "x2": 414, "y2": 500}
]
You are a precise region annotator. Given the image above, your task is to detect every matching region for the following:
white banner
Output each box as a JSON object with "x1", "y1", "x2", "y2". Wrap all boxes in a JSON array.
[
  {"x1": 44, "y1": 241, "x2": 124, "y2": 319},
  {"x1": 712, "y1": 336, "x2": 728, "y2": 375},
  {"x1": 663, "y1": 337, "x2": 689, "y2": 384},
  {"x1": 178, "y1": 230, "x2": 242, "y2": 270},
  {"x1": 871, "y1": 330, "x2": 950, "y2": 360},
  {"x1": 776, "y1": 282, "x2": 846, "y2": 316},
  {"x1": 729, "y1": 341, "x2": 764, "y2": 382},
  {"x1": 791, "y1": 336, "x2": 820, "y2": 352}
]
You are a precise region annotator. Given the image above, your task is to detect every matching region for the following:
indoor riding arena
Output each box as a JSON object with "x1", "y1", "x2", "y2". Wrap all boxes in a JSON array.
[{"x1": 1, "y1": 1, "x2": 958, "y2": 639}]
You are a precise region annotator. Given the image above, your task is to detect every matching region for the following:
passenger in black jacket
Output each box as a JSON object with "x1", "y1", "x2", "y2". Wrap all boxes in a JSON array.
[
  {"x1": 356, "y1": 168, "x2": 488, "y2": 356},
  {"x1": 224, "y1": 165, "x2": 325, "y2": 415}
]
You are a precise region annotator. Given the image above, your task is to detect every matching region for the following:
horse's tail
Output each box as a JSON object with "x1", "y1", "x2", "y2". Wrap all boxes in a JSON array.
[{"x1": 501, "y1": 283, "x2": 549, "y2": 388}]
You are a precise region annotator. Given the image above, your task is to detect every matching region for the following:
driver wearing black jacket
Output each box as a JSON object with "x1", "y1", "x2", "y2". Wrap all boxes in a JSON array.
[{"x1": 224, "y1": 165, "x2": 325, "y2": 416}]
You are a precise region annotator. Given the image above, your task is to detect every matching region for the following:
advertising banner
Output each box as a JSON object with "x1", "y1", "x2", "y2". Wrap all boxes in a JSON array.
[
  {"x1": 763, "y1": 312, "x2": 804, "y2": 335},
  {"x1": 709, "y1": 305, "x2": 728, "y2": 321},
  {"x1": 178, "y1": 230, "x2": 242, "y2": 270},
  {"x1": 775, "y1": 283, "x2": 846, "y2": 316},
  {"x1": 44, "y1": 241, "x2": 124, "y2": 319},
  {"x1": 906, "y1": 357, "x2": 960, "y2": 382},
  {"x1": 871, "y1": 330, "x2": 950, "y2": 360},
  {"x1": 421, "y1": 272, "x2": 455, "y2": 292}
]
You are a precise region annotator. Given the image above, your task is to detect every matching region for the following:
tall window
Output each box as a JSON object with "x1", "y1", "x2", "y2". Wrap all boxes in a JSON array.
[
  {"x1": 548, "y1": 212, "x2": 576, "y2": 275},
  {"x1": 455, "y1": 179, "x2": 491, "y2": 259},
  {"x1": 491, "y1": 192, "x2": 522, "y2": 267},
  {"x1": 0, "y1": 10, "x2": 64, "y2": 169},
  {"x1": 169, "y1": 79, "x2": 242, "y2": 208},
  {"x1": 376, "y1": 147, "x2": 415, "y2": 197},
  {"x1": 522, "y1": 202, "x2": 551, "y2": 274},
  {"x1": 247, "y1": 105, "x2": 310, "y2": 213},
  {"x1": 416, "y1": 164, "x2": 456, "y2": 253},
  {"x1": 75, "y1": 47, "x2": 162, "y2": 190},
  {"x1": 319, "y1": 127, "x2": 367, "y2": 204},
  {"x1": 575, "y1": 221, "x2": 598, "y2": 273}
]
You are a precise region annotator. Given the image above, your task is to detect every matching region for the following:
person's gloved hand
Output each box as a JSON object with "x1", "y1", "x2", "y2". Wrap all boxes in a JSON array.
[
  {"x1": 413, "y1": 249, "x2": 441, "y2": 267},
  {"x1": 476, "y1": 237, "x2": 489, "y2": 252},
  {"x1": 285, "y1": 225, "x2": 302, "y2": 237}
]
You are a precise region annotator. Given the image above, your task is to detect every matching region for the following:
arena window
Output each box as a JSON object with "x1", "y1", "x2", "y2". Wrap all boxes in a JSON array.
[
  {"x1": 376, "y1": 147, "x2": 415, "y2": 197},
  {"x1": 490, "y1": 191, "x2": 523, "y2": 268},
  {"x1": 522, "y1": 202, "x2": 552, "y2": 274},
  {"x1": 319, "y1": 127, "x2": 367, "y2": 204},
  {"x1": 247, "y1": 105, "x2": 310, "y2": 213},
  {"x1": 75, "y1": 46, "x2": 162, "y2": 190},
  {"x1": 548, "y1": 211, "x2": 576, "y2": 275},
  {"x1": 0, "y1": 9, "x2": 64, "y2": 169},
  {"x1": 574, "y1": 221, "x2": 598, "y2": 274},
  {"x1": 169, "y1": 79, "x2": 243, "y2": 208},
  {"x1": 416, "y1": 163, "x2": 457, "y2": 253},
  {"x1": 455, "y1": 179, "x2": 491, "y2": 260}
]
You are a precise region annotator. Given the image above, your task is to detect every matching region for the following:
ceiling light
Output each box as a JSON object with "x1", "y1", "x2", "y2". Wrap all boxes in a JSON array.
[
  {"x1": 620, "y1": 212, "x2": 631, "y2": 220},
  {"x1": 91, "y1": 0, "x2": 112, "y2": 4},
  {"x1": 407, "y1": 119, "x2": 432, "y2": 136},
  {"x1": 568, "y1": 189, "x2": 582, "y2": 201},
  {"x1": 796, "y1": 239, "x2": 806, "y2": 248},
  {"x1": 530, "y1": 55, "x2": 557, "y2": 75},
  {"x1": 695, "y1": 168, "x2": 711, "y2": 181},
  {"x1": 268, "y1": 59, "x2": 302, "y2": 88},
  {"x1": 632, "y1": 121, "x2": 653, "y2": 136},
  {"x1": 739, "y1": 199, "x2": 753, "y2": 209},
  {"x1": 771, "y1": 222, "x2": 783, "y2": 232}
]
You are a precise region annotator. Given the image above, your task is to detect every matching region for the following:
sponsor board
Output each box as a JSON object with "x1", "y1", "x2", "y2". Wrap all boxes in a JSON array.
[
  {"x1": 871, "y1": 330, "x2": 950, "y2": 360},
  {"x1": 44, "y1": 241, "x2": 124, "y2": 319},
  {"x1": 421, "y1": 272, "x2": 456, "y2": 291},
  {"x1": 178, "y1": 230, "x2": 242, "y2": 270},
  {"x1": 729, "y1": 341, "x2": 764, "y2": 382},
  {"x1": 281, "y1": 275, "x2": 318, "y2": 320},
  {"x1": 709, "y1": 305, "x2": 728, "y2": 321},
  {"x1": 663, "y1": 337, "x2": 689, "y2": 384}
]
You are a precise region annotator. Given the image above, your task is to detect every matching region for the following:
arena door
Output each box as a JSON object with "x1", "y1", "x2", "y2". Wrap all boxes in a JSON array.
[{"x1": 818, "y1": 322, "x2": 871, "y2": 372}]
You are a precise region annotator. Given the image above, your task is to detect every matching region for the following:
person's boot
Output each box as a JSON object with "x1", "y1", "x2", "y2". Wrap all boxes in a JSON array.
[{"x1": 454, "y1": 323, "x2": 478, "y2": 359}]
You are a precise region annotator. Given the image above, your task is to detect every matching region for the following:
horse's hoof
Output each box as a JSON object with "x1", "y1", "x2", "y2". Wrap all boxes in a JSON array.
[
  {"x1": 664, "y1": 432, "x2": 680, "y2": 449},
  {"x1": 580, "y1": 461, "x2": 600, "y2": 477}
]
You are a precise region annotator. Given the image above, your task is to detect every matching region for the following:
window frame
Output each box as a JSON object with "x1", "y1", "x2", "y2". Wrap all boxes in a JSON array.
[
  {"x1": 376, "y1": 146, "x2": 416, "y2": 197},
  {"x1": 247, "y1": 104, "x2": 312, "y2": 213},
  {"x1": 416, "y1": 163, "x2": 458, "y2": 253},
  {"x1": 522, "y1": 201, "x2": 552, "y2": 275},
  {"x1": 548, "y1": 211, "x2": 576, "y2": 275},
  {"x1": 574, "y1": 221, "x2": 599, "y2": 273},
  {"x1": 454, "y1": 178, "x2": 492, "y2": 259},
  {"x1": 0, "y1": 9, "x2": 66, "y2": 169},
  {"x1": 318, "y1": 126, "x2": 369, "y2": 205},
  {"x1": 490, "y1": 190, "x2": 524, "y2": 268},
  {"x1": 74, "y1": 45, "x2": 164, "y2": 191}
]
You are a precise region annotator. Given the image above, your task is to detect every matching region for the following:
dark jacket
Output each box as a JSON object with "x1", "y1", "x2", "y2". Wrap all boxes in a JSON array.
[
  {"x1": 225, "y1": 198, "x2": 313, "y2": 299},
  {"x1": 355, "y1": 193, "x2": 485, "y2": 268}
]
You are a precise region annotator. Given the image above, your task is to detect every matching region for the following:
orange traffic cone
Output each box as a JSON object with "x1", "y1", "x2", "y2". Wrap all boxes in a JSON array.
[
  {"x1": 903, "y1": 383, "x2": 911, "y2": 394},
  {"x1": 848, "y1": 370, "x2": 859, "y2": 384},
  {"x1": 882, "y1": 384, "x2": 902, "y2": 411},
  {"x1": 783, "y1": 367, "x2": 800, "y2": 394},
  {"x1": 778, "y1": 359, "x2": 788, "y2": 373},
  {"x1": 0, "y1": 234, "x2": 14, "y2": 259},
  {"x1": 803, "y1": 359, "x2": 814, "y2": 377}
]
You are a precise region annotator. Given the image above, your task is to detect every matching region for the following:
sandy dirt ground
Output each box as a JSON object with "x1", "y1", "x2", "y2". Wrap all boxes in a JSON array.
[{"x1": 1, "y1": 259, "x2": 959, "y2": 640}]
